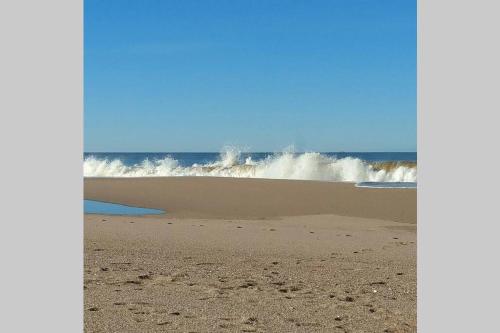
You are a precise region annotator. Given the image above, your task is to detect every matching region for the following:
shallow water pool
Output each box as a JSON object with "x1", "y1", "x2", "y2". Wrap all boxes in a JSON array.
[
  {"x1": 84, "y1": 200, "x2": 164, "y2": 215},
  {"x1": 355, "y1": 182, "x2": 417, "y2": 189}
]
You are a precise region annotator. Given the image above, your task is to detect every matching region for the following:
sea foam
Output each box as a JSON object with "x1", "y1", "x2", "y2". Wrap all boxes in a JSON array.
[{"x1": 84, "y1": 149, "x2": 417, "y2": 182}]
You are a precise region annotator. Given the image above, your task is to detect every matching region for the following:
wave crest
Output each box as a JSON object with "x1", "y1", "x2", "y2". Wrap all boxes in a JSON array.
[{"x1": 84, "y1": 150, "x2": 416, "y2": 182}]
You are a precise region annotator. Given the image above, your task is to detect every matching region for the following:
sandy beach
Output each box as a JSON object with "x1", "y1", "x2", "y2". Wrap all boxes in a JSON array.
[
  {"x1": 84, "y1": 177, "x2": 416, "y2": 223},
  {"x1": 84, "y1": 177, "x2": 416, "y2": 332}
]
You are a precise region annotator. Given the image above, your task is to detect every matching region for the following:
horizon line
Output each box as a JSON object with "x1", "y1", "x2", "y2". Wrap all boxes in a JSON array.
[{"x1": 84, "y1": 151, "x2": 418, "y2": 154}]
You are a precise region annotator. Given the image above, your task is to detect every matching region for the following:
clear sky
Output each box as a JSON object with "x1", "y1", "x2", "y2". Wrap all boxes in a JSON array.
[{"x1": 85, "y1": 0, "x2": 416, "y2": 152}]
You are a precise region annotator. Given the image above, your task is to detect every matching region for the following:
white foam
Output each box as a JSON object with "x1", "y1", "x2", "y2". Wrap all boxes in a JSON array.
[{"x1": 84, "y1": 149, "x2": 417, "y2": 182}]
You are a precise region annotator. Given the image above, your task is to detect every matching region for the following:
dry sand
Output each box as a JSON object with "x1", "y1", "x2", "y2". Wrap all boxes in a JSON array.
[{"x1": 84, "y1": 177, "x2": 416, "y2": 332}]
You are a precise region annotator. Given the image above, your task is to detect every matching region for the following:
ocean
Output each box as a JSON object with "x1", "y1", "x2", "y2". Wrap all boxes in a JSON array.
[{"x1": 84, "y1": 149, "x2": 417, "y2": 183}]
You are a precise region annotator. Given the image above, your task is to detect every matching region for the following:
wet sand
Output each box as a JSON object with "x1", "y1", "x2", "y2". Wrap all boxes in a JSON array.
[
  {"x1": 84, "y1": 177, "x2": 416, "y2": 223},
  {"x1": 84, "y1": 177, "x2": 416, "y2": 332}
]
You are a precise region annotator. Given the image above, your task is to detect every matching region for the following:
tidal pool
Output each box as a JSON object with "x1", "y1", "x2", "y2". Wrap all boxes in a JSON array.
[{"x1": 84, "y1": 200, "x2": 164, "y2": 215}]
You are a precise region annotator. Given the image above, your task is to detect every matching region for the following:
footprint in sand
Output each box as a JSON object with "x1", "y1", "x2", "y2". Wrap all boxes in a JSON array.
[
  {"x1": 239, "y1": 280, "x2": 257, "y2": 289},
  {"x1": 133, "y1": 310, "x2": 150, "y2": 315},
  {"x1": 295, "y1": 322, "x2": 321, "y2": 328},
  {"x1": 369, "y1": 281, "x2": 386, "y2": 286},
  {"x1": 243, "y1": 317, "x2": 258, "y2": 325},
  {"x1": 125, "y1": 280, "x2": 142, "y2": 285},
  {"x1": 335, "y1": 325, "x2": 348, "y2": 332}
]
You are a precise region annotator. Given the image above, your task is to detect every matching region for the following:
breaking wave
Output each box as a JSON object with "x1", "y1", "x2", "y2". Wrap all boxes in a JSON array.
[{"x1": 84, "y1": 149, "x2": 416, "y2": 182}]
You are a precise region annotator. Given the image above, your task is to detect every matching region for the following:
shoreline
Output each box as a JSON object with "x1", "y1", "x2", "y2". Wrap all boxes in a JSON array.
[{"x1": 84, "y1": 177, "x2": 416, "y2": 223}]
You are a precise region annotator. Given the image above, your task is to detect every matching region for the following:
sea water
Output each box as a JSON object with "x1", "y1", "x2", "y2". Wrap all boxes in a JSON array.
[
  {"x1": 355, "y1": 182, "x2": 417, "y2": 189},
  {"x1": 84, "y1": 200, "x2": 164, "y2": 215},
  {"x1": 83, "y1": 148, "x2": 417, "y2": 184}
]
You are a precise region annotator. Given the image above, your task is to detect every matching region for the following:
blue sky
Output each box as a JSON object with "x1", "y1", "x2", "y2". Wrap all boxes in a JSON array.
[{"x1": 85, "y1": 0, "x2": 416, "y2": 152}]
